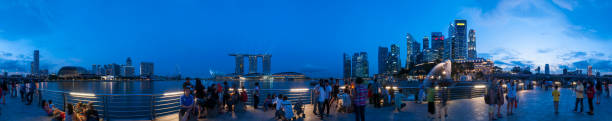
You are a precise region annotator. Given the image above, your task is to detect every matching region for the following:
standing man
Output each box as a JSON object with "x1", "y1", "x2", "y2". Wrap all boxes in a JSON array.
[
  {"x1": 574, "y1": 80, "x2": 584, "y2": 113},
  {"x1": 427, "y1": 83, "x2": 436, "y2": 121},
  {"x1": 485, "y1": 79, "x2": 498, "y2": 120},
  {"x1": 506, "y1": 81, "x2": 516, "y2": 115},
  {"x1": 325, "y1": 80, "x2": 332, "y2": 116},
  {"x1": 317, "y1": 81, "x2": 326, "y2": 119},
  {"x1": 253, "y1": 82, "x2": 260, "y2": 109},
  {"x1": 352, "y1": 78, "x2": 367, "y2": 121},
  {"x1": 586, "y1": 81, "x2": 595, "y2": 115}
]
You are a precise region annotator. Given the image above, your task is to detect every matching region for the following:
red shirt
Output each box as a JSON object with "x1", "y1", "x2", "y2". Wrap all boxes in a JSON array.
[{"x1": 587, "y1": 86, "x2": 595, "y2": 99}]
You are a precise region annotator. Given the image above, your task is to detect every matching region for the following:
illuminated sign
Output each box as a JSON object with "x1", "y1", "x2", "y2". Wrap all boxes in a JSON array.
[{"x1": 457, "y1": 23, "x2": 465, "y2": 26}]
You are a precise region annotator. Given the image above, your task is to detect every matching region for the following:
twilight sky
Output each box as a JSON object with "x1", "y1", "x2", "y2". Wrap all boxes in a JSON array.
[{"x1": 1, "y1": 0, "x2": 611, "y2": 77}]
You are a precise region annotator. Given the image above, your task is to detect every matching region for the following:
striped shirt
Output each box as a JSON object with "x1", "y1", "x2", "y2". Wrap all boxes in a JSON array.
[{"x1": 353, "y1": 85, "x2": 367, "y2": 106}]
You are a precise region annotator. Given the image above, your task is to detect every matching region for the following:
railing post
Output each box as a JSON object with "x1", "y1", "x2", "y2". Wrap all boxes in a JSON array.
[
  {"x1": 151, "y1": 95, "x2": 156, "y2": 120},
  {"x1": 104, "y1": 96, "x2": 109, "y2": 121},
  {"x1": 62, "y1": 93, "x2": 67, "y2": 111}
]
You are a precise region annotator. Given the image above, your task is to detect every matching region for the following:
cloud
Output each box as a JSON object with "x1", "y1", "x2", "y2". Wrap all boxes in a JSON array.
[
  {"x1": 459, "y1": 0, "x2": 612, "y2": 74},
  {"x1": 552, "y1": 0, "x2": 578, "y2": 11}
]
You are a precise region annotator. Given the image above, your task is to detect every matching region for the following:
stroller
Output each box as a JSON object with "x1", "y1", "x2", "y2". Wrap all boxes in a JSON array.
[{"x1": 293, "y1": 100, "x2": 305, "y2": 118}]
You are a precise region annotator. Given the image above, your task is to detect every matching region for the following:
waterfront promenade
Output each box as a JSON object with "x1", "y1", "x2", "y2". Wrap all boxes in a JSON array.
[{"x1": 2, "y1": 87, "x2": 611, "y2": 121}]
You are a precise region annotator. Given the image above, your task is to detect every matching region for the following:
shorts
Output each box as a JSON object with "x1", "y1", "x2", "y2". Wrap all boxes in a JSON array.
[{"x1": 488, "y1": 104, "x2": 495, "y2": 112}]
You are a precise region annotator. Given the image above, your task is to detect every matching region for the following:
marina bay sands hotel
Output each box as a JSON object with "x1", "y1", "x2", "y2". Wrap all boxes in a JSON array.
[{"x1": 229, "y1": 54, "x2": 272, "y2": 74}]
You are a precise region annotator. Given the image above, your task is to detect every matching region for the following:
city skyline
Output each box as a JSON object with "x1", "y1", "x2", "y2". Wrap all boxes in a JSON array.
[{"x1": 1, "y1": 0, "x2": 612, "y2": 77}]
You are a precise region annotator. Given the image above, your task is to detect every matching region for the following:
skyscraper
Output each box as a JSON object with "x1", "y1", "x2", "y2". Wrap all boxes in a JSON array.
[
  {"x1": 412, "y1": 41, "x2": 421, "y2": 64},
  {"x1": 452, "y1": 19, "x2": 468, "y2": 60},
  {"x1": 122, "y1": 57, "x2": 135, "y2": 77},
  {"x1": 406, "y1": 33, "x2": 416, "y2": 68},
  {"x1": 389, "y1": 44, "x2": 401, "y2": 74},
  {"x1": 343, "y1": 53, "x2": 352, "y2": 78},
  {"x1": 92, "y1": 64, "x2": 97, "y2": 75},
  {"x1": 431, "y1": 32, "x2": 445, "y2": 61},
  {"x1": 545, "y1": 64, "x2": 550, "y2": 75},
  {"x1": 262, "y1": 55, "x2": 272, "y2": 74},
  {"x1": 422, "y1": 36, "x2": 429, "y2": 49},
  {"x1": 248, "y1": 56, "x2": 258, "y2": 74},
  {"x1": 140, "y1": 62, "x2": 154, "y2": 77},
  {"x1": 468, "y1": 29, "x2": 477, "y2": 59},
  {"x1": 445, "y1": 23, "x2": 455, "y2": 60},
  {"x1": 378, "y1": 46, "x2": 389, "y2": 74},
  {"x1": 31, "y1": 50, "x2": 39, "y2": 75},
  {"x1": 351, "y1": 52, "x2": 369, "y2": 78}
]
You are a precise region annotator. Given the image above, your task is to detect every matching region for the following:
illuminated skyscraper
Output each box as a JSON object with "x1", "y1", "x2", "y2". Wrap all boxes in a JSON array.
[
  {"x1": 389, "y1": 44, "x2": 401, "y2": 74},
  {"x1": 406, "y1": 33, "x2": 416, "y2": 68},
  {"x1": 422, "y1": 36, "x2": 429, "y2": 49},
  {"x1": 343, "y1": 53, "x2": 352, "y2": 78},
  {"x1": 468, "y1": 29, "x2": 477, "y2": 59},
  {"x1": 378, "y1": 46, "x2": 389, "y2": 74},
  {"x1": 262, "y1": 55, "x2": 272, "y2": 74},
  {"x1": 140, "y1": 62, "x2": 154, "y2": 77},
  {"x1": 444, "y1": 23, "x2": 455, "y2": 60},
  {"x1": 351, "y1": 52, "x2": 369, "y2": 78},
  {"x1": 122, "y1": 57, "x2": 135, "y2": 77},
  {"x1": 31, "y1": 50, "x2": 39, "y2": 75},
  {"x1": 452, "y1": 19, "x2": 468, "y2": 60},
  {"x1": 431, "y1": 32, "x2": 445, "y2": 61},
  {"x1": 545, "y1": 64, "x2": 550, "y2": 75}
]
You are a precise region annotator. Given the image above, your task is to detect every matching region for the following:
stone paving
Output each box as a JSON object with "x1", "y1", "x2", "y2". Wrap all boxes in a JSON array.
[{"x1": 2, "y1": 87, "x2": 611, "y2": 121}]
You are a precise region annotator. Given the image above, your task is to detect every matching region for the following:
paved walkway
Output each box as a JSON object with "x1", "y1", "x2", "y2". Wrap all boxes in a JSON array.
[
  {"x1": 157, "y1": 87, "x2": 612, "y2": 121},
  {"x1": 2, "y1": 87, "x2": 611, "y2": 121},
  {"x1": 0, "y1": 93, "x2": 52, "y2": 121}
]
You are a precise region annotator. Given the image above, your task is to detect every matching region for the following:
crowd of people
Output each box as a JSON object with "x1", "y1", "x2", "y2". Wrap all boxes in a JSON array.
[
  {"x1": 0, "y1": 80, "x2": 100, "y2": 121},
  {"x1": 178, "y1": 78, "x2": 253, "y2": 121}
]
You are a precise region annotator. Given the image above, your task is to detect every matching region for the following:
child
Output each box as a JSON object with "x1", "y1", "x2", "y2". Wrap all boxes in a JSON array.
[
  {"x1": 281, "y1": 96, "x2": 294, "y2": 120},
  {"x1": 274, "y1": 94, "x2": 284, "y2": 119},
  {"x1": 552, "y1": 86, "x2": 560, "y2": 114},
  {"x1": 264, "y1": 94, "x2": 272, "y2": 111}
]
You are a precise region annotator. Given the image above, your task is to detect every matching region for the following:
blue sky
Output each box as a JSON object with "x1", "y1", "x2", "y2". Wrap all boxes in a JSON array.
[{"x1": 0, "y1": 0, "x2": 611, "y2": 77}]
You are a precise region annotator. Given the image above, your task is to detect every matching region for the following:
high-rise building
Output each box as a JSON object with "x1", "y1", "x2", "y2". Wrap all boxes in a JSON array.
[
  {"x1": 444, "y1": 24, "x2": 455, "y2": 60},
  {"x1": 122, "y1": 57, "x2": 135, "y2": 77},
  {"x1": 406, "y1": 33, "x2": 416, "y2": 68},
  {"x1": 92, "y1": 64, "x2": 97, "y2": 75},
  {"x1": 351, "y1": 52, "x2": 369, "y2": 78},
  {"x1": 233, "y1": 55, "x2": 245, "y2": 74},
  {"x1": 262, "y1": 55, "x2": 272, "y2": 74},
  {"x1": 248, "y1": 56, "x2": 258, "y2": 74},
  {"x1": 545, "y1": 64, "x2": 550, "y2": 75},
  {"x1": 378, "y1": 46, "x2": 389, "y2": 74},
  {"x1": 468, "y1": 29, "x2": 477, "y2": 59},
  {"x1": 422, "y1": 36, "x2": 429, "y2": 49},
  {"x1": 343, "y1": 53, "x2": 352, "y2": 78},
  {"x1": 452, "y1": 19, "x2": 468, "y2": 60},
  {"x1": 431, "y1": 32, "x2": 445, "y2": 61},
  {"x1": 140, "y1": 62, "x2": 154, "y2": 77},
  {"x1": 31, "y1": 50, "x2": 39, "y2": 75},
  {"x1": 389, "y1": 44, "x2": 401, "y2": 74},
  {"x1": 413, "y1": 41, "x2": 421, "y2": 64}
]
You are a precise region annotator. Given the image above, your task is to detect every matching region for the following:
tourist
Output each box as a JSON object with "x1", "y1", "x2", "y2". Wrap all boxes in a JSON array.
[
  {"x1": 253, "y1": 82, "x2": 260, "y2": 109},
  {"x1": 66, "y1": 103, "x2": 83, "y2": 121},
  {"x1": 586, "y1": 81, "x2": 595, "y2": 115},
  {"x1": 223, "y1": 81, "x2": 230, "y2": 111},
  {"x1": 333, "y1": 79, "x2": 340, "y2": 105},
  {"x1": 281, "y1": 96, "x2": 294, "y2": 120},
  {"x1": 1, "y1": 80, "x2": 6, "y2": 104},
  {"x1": 324, "y1": 80, "x2": 332, "y2": 116},
  {"x1": 312, "y1": 79, "x2": 322, "y2": 115},
  {"x1": 485, "y1": 79, "x2": 498, "y2": 120},
  {"x1": 574, "y1": 80, "x2": 584, "y2": 113},
  {"x1": 426, "y1": 83, "x2": 436, "y2": 121},
  {"x1": 596, "y1": 80, "x2": 602, "y2": 104},
  {"x1": 42, "y1": 100, "x2": 53, "y2": 116},
  {"x1": 352, "y1": 78, "x2": 367, "y2": 121},
  {"x1": 606, "y1": 81, "x2": 610, "y2": 97},
  {"x1": 216, "y1": 83, "x2": 223, "y2": 112},
  {"x1": 180, "y1": 87, "x2": 196, "y2": 121},
  {"x1": 394, "y1": 89, "x2": 406, "y2": 112},
  {"x1": 264, "y1": 94, "x2": 273, "y2": 111},
  {"x1": 317, "y1": 81, "x2": 326, "y2": 119},
  {"x1": 205, "y1": 84, "x2": 219, "y2": 117},
  {"x1": 183, "y1": 77, "x2": 193, "y2": 91},
  {"x1": 11, "y1": 81, "x2": 17, "y2": 97},
  {"x1": 84, "y1": 103, "x2": 99, "y2": 121},
  {"x1": 20, "y1": 81, "x2": 26, "y2": 102},
  {"x1": 496, "y1": 80, "x2": 505, "y2": 118},
  {"x1": 417, "y1": 83, "x2": 425, "y2": 104},
  {"x1": 439, "y1": 81, "x2": 449, "y2": 120},
  {"x1": 194, "y1": 78, "x2": 206, "y2": 118},
  {"x1": 506, "y1": 81, "x2": 516, "y2": 115},
  {"x1": 340, "y1": 87, "x2": 352, "y2": 113},
  {"x1": 373, "y1": 79, "x2": 382, "y2": 108},
  {"x1": 552, "y1": 86, "x2": 560, "y2": 114},
  {"x1": 37, "y1": 81, "x2": 43, "y2": 106},
  {"x1": 26, "y1": 80, "x2": 36, "y2": 105},
  {"x1": 275, "y1": 94, "x2": 284, "y2": 119},
  {"x1": 238, "y1": 86, "x2": 248, "y2": 112}
]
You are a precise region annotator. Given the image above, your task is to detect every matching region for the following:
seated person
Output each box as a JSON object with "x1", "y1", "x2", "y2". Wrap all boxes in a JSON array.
[
  {"x1": 263, "y1": 94, "x2": 273, "y2": 111},
  {"x1": 84, "y1": 103, "x2": 99, "y2": 121},
  {"x1": 42, "y1": 100, "x2": 53, "y2": 116},
  {"x1": 394, "y1": 89, "x2": 406, "y2": 111},
  {"x1": 281, "y1": 96, "x2": 294, "y2": 120},
  {"x1": 180, "y1": 88, "x2": 197, "y2": 121},
  {"x1": 340, "y1": 88, "x2": 352, "y2": 112}
]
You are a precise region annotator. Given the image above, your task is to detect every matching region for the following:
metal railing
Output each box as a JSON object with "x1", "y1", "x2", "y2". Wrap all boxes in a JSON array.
[{"x1": 39, "y1": 88, "x2": 312, "y2": 121}]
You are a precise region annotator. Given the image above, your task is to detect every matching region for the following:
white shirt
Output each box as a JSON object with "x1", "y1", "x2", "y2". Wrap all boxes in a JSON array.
[{"x1": 318, "y1": 87, "x2": 326, "y2": 102}]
